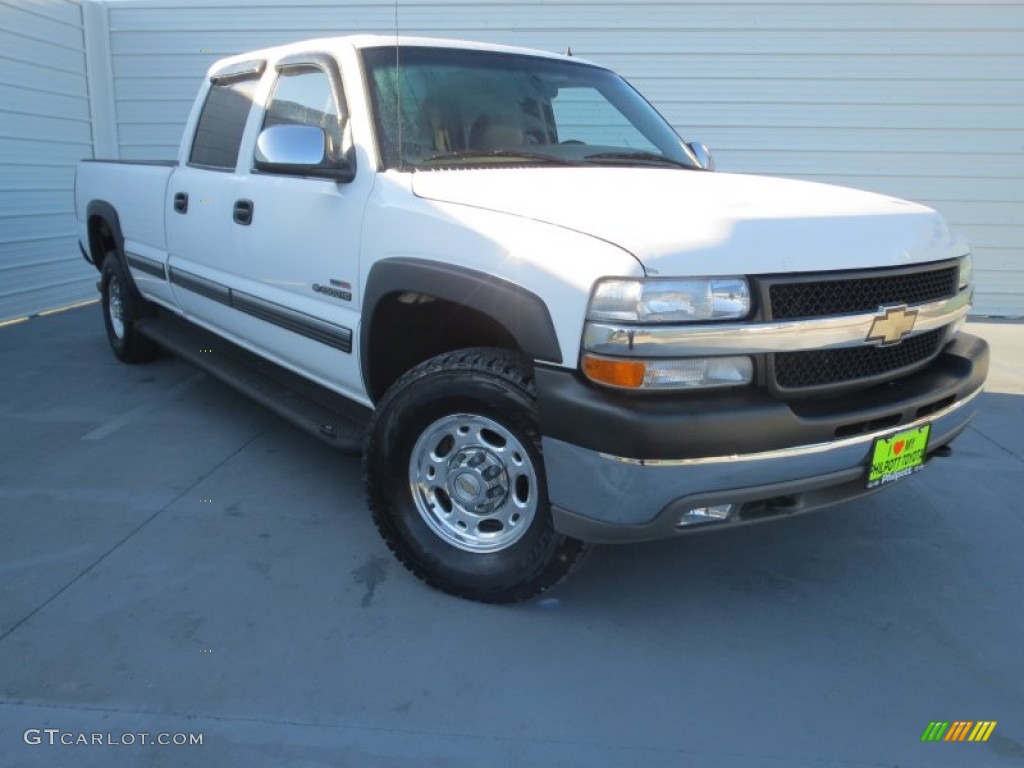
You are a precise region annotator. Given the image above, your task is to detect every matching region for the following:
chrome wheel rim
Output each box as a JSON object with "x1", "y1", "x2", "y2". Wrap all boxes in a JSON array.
[
  {"x1": 409, "y1": 413, "x2": 538, "y2": 553},
  {"x1": 108, "y1": 276, "x2": 126, "y2": 339}
]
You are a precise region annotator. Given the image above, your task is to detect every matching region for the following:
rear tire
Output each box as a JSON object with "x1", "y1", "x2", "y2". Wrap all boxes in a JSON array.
[
  {"x1": 364, "y1": 348, "x2": 590, "y2": 603},
  {"x1": 101, "y1": 253, "x2": 159, "y2": 363}
]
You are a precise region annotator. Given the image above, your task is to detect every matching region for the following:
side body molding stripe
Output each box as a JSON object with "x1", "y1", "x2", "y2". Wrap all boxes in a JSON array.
[
  {"x1": 169, "y1": 267, "x2": 230, "y2": 305},
  {"x1": 231, "y1": 290, "x2": 352, "y2": 352},
  {"x1": 126, "y1": 252, "x2": 167, "y2": 280},
  {"x1": 168, "y1": 267, "x2": 352, "y2": 353}
]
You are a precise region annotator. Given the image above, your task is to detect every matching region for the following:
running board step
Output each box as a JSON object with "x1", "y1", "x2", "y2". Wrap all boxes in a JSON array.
[{"x1": 136, "y1": 310, "x2": 369, "y2": 455}]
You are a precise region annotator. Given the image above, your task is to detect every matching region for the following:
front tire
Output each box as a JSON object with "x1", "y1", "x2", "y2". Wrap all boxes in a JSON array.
[
  {"x1": 364, "y1": 348, "x2": 590, "y2": 603},
  {"x1": 101, "y1": 253, "x2": 159, "y2": 363}
]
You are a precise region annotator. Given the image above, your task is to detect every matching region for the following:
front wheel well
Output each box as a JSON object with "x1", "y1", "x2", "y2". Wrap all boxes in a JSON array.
[{"x1": 365, "y1": 292, "x2": 522, "y2": 402}]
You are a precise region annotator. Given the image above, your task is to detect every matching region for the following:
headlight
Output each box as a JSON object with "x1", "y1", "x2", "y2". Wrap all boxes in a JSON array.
[
  {"x1": 958, "y1": 253, "x2": 973, "y2": 290},
  {"x1": 588, "y1": 277, "x2": 751, "y2": 323}
]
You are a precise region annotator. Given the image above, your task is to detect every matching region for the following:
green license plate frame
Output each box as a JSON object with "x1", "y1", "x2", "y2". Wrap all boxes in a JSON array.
[{"x1": 867, "y1": 424, "x2": 931, "y2": 489}]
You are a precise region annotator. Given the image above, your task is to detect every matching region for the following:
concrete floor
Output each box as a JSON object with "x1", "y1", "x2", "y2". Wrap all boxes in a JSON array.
[{"x1": 1, "y1": 305, "x2": 1022, "y2": 768}]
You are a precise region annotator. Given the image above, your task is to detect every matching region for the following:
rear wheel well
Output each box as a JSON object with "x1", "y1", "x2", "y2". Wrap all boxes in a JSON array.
[
  {"x1": 365, "y1": 292, "x2": 521, "y2": 402},
  {"x1": 88, "y1": 215, "x2": 118, "y2": 269}
]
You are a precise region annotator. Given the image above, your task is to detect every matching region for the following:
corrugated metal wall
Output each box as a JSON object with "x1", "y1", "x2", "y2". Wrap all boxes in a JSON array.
[
  {"x1": 3, "y1": 0, "x2": 1020, "y2": 318},
  {"x1": 0, "y1": 0, "x2": 96, "y2": 321},
  {"x1": 98, "y1": 0, "x2": 1023, "y2": 316}
]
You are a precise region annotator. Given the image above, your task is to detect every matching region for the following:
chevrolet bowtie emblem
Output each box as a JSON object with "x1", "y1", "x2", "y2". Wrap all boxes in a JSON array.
[{"x1": 866, "y1": 305, "x2": 918, "y2": 345}]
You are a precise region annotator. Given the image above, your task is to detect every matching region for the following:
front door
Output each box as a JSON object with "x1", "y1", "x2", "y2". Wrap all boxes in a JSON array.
[{"x1": 228, "y1": 56, "x2": 371, "y2": 402}]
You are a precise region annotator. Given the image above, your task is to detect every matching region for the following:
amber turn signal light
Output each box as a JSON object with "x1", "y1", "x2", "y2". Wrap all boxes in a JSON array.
[{"x1": 581, "y1": 354, "x2": 646, "y2": 388}]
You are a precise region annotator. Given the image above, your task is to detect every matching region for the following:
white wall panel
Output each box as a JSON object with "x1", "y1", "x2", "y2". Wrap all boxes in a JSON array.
[
  {"x1": 0, "y1": 0, "x2": 95, "y2": 322},
  {"x1": 94, "y1": 0, "x2": 1023, "y2": 314},
  {"x1": 1, "y1": 0, "x2": 1008, "y2": 317}
]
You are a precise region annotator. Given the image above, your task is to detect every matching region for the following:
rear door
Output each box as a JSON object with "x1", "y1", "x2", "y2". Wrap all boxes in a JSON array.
[{"x1": 165, "y1": 61, "x2": 263, "y2": 325}]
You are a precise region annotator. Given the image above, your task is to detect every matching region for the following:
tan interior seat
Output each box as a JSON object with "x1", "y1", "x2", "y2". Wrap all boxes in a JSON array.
[{"x1": 468, "y1": 115, "x2": 525, "y2": 150}]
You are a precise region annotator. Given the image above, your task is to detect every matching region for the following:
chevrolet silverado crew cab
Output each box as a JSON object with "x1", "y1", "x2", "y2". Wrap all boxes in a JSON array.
[{"x1": 76, "y1": 36, "x2": 989, "y2": 603}]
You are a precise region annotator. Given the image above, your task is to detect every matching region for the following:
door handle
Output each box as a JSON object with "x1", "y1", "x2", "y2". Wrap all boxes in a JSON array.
[
  {"x1": 233, "y1": 199, "x2": 254, "y2": 226},
  {"x1": 173, "y1": 192, "x2": 188, "y2": 214}
]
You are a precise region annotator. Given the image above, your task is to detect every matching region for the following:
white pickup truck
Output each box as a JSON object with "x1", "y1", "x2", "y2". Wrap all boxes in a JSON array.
[{"x1": 76, "y1": 35, "x2": 988, "y2": 602}]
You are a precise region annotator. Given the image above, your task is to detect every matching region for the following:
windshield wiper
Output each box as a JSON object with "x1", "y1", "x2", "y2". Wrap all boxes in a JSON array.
[
  {"x1": 419, "y1": 150, "x2": 579, "y2": 167},
  {"x1": 583, "y1": 151, "x2": 698, "y2": 170}
]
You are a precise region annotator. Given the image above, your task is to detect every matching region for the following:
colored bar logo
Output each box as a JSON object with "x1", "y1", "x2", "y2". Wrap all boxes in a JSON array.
[{"x1": 921, "y1": 721, "x2": 997, "y2": 742}]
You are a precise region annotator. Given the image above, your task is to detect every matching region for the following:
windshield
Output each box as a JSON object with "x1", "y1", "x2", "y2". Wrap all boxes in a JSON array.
[{"x1": 362, "y1": 46, "x2": 700, "y2": 171}]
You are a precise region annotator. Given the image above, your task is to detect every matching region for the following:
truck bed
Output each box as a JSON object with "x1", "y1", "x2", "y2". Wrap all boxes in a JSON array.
[{"x1": 75, "y1": 159, "x2": 177, "y2": 264}]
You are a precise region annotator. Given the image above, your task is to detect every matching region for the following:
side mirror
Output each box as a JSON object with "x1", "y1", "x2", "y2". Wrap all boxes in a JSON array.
[
  {"x1": 687, "y1": 141, "x2": 715, "y2": 171},
  {"x1": 254, "y1": 124, "x2": 355, "y2": 182}
]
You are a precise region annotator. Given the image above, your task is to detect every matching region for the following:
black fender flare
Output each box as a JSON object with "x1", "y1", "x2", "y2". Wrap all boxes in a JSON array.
[
  {"x1": 85, "y1": 200, "x2": 125, "y2": 269},
  {"x1": 86, "y1": 200, "x2": 150, "y2": 306},
  {"x1": 361, "y1": 258, "x2": 563, "y2": 395}
]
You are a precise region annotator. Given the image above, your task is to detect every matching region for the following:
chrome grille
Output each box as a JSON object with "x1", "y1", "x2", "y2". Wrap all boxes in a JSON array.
[{"x1": 761, "y1": 261, "x2": 959, "y2": 393}]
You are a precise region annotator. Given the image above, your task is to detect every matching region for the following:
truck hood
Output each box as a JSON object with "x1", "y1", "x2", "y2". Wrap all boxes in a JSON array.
[{"x1": 411, "y1": 168, "x2": 966, "y2": 275}]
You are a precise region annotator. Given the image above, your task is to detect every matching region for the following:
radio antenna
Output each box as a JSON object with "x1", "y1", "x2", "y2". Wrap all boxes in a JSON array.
[{"x1": 394, "y1": 0, "x2": 403, "y2": 169}]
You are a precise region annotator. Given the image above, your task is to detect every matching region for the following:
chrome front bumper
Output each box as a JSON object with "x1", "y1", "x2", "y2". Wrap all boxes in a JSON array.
[{"x1": 543, "y1": 386, "x2": 983, "y2": 543}]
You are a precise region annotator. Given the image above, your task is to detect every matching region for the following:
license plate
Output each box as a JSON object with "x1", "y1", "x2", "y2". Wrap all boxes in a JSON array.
[{"x1": 867, "y1": 424, "x2": 931, "y2": 489}]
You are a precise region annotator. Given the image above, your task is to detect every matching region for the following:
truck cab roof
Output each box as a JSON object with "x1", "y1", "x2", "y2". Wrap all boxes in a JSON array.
[{"x1": 207, "y1": 34, "x2": 598, "y2": 80}]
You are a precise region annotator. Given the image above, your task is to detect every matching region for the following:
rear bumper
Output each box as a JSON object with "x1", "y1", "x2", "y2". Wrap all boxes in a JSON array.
[{"x1": 538, "y1": 333, "x2": 988, "y2": 542}]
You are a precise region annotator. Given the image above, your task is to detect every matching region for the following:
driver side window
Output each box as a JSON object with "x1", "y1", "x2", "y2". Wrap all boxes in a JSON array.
[{"x1": 262, "y1": 68, "x2": 345, "y2": 159}]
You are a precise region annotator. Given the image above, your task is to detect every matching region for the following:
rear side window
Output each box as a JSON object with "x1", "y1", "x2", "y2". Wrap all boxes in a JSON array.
[{"x1": 189, "y1": 78, "x2": 258, "y2": 169}]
